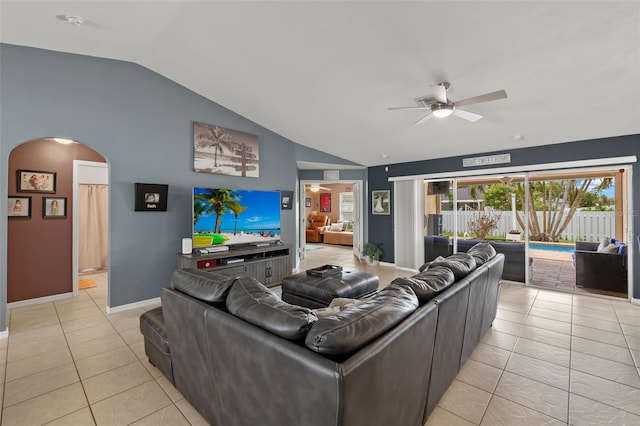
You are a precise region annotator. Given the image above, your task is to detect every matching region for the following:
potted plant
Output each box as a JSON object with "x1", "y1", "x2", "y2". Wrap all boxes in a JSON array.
[{"x1": 363, "y1": 241, "x2": 384, "y2": 265}]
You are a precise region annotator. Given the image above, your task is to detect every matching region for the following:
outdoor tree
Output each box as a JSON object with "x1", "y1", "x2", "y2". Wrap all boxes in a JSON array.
[
  {"x1": 467, "y1": 210, "x2": 501, "y2": 239},
  {"x1": 226, "y1": 200, "x2": 248, "y2": 235},
  {"x1": 194, "y1": 189, "x2": 241, "y2": 233}
]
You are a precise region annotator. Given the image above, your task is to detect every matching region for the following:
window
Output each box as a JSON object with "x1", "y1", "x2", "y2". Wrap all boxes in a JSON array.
[{"x1": 339, "y1": 192, "x2": 353, "y2": 222}]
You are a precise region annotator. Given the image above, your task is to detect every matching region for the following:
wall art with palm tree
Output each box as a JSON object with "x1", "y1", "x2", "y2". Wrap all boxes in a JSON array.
[
  {"x1": 193, "y1": 121, "x2": 259, "y2": 177},
  {"x1": 193, "y1": 187, "x2": 281, "y2": 247}
]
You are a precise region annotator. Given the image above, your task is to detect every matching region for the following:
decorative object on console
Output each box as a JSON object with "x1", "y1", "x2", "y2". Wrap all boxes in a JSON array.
[
  {"x1": 135, "y1": 183, "x2": 168, "y2": 212},
  {"x1": 8, "y1": 196, "x2": 31, "y2": 218},
  {"x1": 306, "y1": 264, "x2": 343, "y2": 278},
  {"x1": 372, "y1": 190, "x2": 390, "y2": 215},
  {"x1": 43, "y1": 197, "x2": 67, "y2": 218},
  {"x1": 17, "y1": 169, "x2": 56, "y2": 193},
  {"x1": 193, "y1": 121, "x2": 259, "y2": 178}
]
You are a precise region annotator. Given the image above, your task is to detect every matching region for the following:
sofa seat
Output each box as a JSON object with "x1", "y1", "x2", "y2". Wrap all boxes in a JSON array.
[
  {"x1": 139, "y1": 306, "x2": 174, "y2": 384},
  {"x1": 323, "y1": 230, "x2": 353, "y2": 246}
]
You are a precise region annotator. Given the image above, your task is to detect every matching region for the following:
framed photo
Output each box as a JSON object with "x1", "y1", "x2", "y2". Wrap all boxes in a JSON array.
[
  {"x1": 17, "y1": 169, "x2": 56, "y2": 193},
  {"x1": 8, "y1": 196, "x2": 31, "y2": 218},
  {"x1": 135, "y1": 183, "x2": 168, "y2": 212},
  {"x1": 43, "y1": 197, "x2": 67, "y2": 218},
  {"x1": 372, "y1": 190, "x2": 390, "y2": 215},
  {"x1": 320, "y1": 193, "x2": 331, "y2": 212},
  {"x1": 280, "y1": 190, "x2": 293, "y2": 210},
  {"x1": 305, "y1": 197, "x2": 312, "y2": 208}
]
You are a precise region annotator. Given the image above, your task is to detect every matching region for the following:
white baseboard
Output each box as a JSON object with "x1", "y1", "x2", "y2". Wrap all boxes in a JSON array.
[
  {"x1": 7, "y1": 292, "x2": 74, "y2": 309},
  {"x1": 107, "y1": 297, "x2": 161, "y2": 314},
  {"x1": 0, "y1": 328, "x2": 8, "y2": 340},
  {"x1": 632, "y1": 298, "x2": 640, "y2": 306}
]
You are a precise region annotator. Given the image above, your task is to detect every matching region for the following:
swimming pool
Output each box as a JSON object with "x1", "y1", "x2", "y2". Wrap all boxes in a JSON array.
[{"x1": 528, "y1": 243, "x2": 575, "y2": 253}]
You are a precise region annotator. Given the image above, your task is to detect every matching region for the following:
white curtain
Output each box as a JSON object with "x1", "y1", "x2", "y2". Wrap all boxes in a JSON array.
[
  {"x1": 394, "y1": 179, "x2": 424, "y2": 270},
  {"x1": 79, "y1": 185, "x2": 109, "y2": 272}
]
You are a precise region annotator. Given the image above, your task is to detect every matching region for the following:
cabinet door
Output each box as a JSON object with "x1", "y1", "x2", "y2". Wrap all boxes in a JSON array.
[{"x1": 245, "y1": 260, "x2": 268, "y2": 284}]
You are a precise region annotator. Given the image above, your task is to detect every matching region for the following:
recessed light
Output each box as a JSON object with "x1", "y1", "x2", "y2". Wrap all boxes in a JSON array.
[
  {"x1": 512, "y1": 134, "x2": 525, "y2": 142},
  {"x1": 381, "y1": 154, "x2": 389, "y2": 159}
]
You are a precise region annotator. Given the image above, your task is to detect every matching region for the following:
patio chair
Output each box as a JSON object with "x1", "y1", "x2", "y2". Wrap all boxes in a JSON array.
[{"x1": 574, "y1": 241, "x2": 627, "y2": 294}]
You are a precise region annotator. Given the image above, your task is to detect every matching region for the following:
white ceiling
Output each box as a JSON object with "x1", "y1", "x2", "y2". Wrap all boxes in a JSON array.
[{"x1": 1, "y1": 1, "x2": 639, "y2": 167}]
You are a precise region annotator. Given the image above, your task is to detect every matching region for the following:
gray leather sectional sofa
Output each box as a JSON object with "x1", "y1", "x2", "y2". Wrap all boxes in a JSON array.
[{"x1": 153, "y1": 243, "x2": 504, "y2": 426}]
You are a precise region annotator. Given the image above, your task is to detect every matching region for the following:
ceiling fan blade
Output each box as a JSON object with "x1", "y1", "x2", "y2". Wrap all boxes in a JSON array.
[
  {"x1": 388, "y1": 106, "x2": 430, "y2": 111},
  {"x1": 454, "y1": 90, "x2": 507, "y2": 108},
  {"x1": 432, "y1": 84, "x2": 448, "y2": 104},
  {"x1": 452, "y1": 108, "x2": 483, "y2": 122},
  {"x1": 413, "y1": 112, "x2": 434, "y2": 125}
]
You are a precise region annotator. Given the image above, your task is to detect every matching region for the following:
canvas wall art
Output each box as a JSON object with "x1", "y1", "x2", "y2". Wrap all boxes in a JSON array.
[{"x1": 193, "y1": 121, "x2": 259, "y2": 178}]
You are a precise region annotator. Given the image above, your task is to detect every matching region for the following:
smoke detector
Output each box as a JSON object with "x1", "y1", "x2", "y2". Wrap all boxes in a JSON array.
[{"x1": 58, "y1": 15, "x2": 85, "y2": 27}]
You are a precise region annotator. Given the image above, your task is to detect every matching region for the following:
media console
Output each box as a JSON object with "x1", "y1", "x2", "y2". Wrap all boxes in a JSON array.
[{"x1": 176, "y1": 243, "x2": 292, "y2": 287}]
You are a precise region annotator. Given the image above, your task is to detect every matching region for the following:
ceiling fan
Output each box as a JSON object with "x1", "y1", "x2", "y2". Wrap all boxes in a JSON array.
[
  {"x1": 388, "y1": 82, "x2": 507, "y2": 125},
  {"x1": 307, "y1": 183, "x2": 331, "y2": 192}
]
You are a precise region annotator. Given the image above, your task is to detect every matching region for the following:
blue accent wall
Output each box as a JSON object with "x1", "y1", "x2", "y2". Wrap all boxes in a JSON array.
[
  {"x1": 0, "y1": 44, "x2": 357, "y2": 332},
  {"x1": 367, "y1": 134, "x2": 640, "y2": 297}
]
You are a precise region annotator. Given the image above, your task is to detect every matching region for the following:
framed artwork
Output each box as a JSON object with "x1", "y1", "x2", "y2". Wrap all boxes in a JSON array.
[
  {"x1": 281, "y1": 190, "x2": 293, "y2": 210},
  {"x1": 135, "y1": 183, "x2": 168, "y2": 211},
  {"x1": 43, "y1": 197, "x2": 67, "y2": 218},
  {"x1": 305, "y1": 197, "x2": 311, "y2": 208},
  {"x1": 320, "y1": 193, "x2": 331, "y2": 212},
  {"x1": 193, "y1": 121, "x2": 260, "y2": 178},
  {"x1": 17, "y1": 169, "x2": 56, "y2": 193},
  {"x1": 8, "y1": 196, "x2": 31, "y2": 218},
  {"x1": 372, "y1": 190, "x2": 390, "y2": 215}
]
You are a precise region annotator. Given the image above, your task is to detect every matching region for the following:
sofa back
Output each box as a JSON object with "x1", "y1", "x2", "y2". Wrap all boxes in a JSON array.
[{"x1": 457, "y1": 239, "x2": 524, "y2": 282}]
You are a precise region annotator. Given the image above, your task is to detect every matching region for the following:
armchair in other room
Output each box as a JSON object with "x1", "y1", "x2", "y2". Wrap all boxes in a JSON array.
[
  {"x1": 574, "y1": 240, "x2": 627, "y2": 294},
  {"x1": 306, "y1": 215, "x2": 330, "y2": 243}
]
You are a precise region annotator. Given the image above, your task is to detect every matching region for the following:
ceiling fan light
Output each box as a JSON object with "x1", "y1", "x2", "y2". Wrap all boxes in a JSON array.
[
  {"x1": 310, "y1": 184, "x2": 320, "y2": 192},
  {"x1": 431, "y1": 103, "x2": 454, "y2": 118}
]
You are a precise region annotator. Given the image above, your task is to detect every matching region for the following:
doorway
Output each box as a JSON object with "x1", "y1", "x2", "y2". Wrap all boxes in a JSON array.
[
  {"x1": 299, "y1": 180, "x2": 364, "y2": 267},
  {"x1": 73, "y1": 160, "x2": 109, "y2": 305}
]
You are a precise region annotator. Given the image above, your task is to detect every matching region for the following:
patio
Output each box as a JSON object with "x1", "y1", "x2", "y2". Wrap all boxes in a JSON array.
[{"x1": 528, "y1": 249, "x2": 627, "y2": 298}]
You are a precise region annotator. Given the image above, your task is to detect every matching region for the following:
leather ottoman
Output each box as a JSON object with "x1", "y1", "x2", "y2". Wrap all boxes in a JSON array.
[
  {"x1": 139, "y1": 306, "x2": 174, "y2": 384},
  {"x1": 281, "y1": 270, "x2": 379, "y2": 309}
]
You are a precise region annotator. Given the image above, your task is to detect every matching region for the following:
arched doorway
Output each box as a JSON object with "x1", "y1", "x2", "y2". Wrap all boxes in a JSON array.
[{"x1": 7, "y1": 138, "x2": 109, "y2": 306}]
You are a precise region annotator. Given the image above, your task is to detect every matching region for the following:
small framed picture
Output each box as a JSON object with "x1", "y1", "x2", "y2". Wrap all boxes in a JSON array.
[
  {"x1": 305, "y1": 197, "x2": 311, "y2": 208},
  {"x1": 281, "y1": 190, "x2": 293, "y2": 210},
  {"x1": 320, "y1": 193, "x2": 331, "y2": 212},
  {"x1": 135, "y1": 183, "x2": 168, "y2": 211},
  {"x1": 43, "y1": 197, "x2": 67, "y2": 218},
  {"x1": 17, "y1": 169, "x2": 56, "y2": 193},
  {"x1": 372, "y1": 190, "x2": 390, "y2": 215},
  {"x1": 8, "y1": 196, "x2": 31, "y2": 218}
]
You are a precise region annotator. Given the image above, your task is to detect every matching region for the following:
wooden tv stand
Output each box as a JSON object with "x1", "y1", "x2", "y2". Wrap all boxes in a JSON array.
[{"x1": 176, "y1": 243, "x2": 292, "y2": 287}]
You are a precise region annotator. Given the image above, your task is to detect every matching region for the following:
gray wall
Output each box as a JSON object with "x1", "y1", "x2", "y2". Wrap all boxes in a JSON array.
[
  {"x1": 0, "y1": 44, "x2": 358, "y2": 332},
  {"x1": 367, "y1": 134, "x2": 640, "y2": 297}
]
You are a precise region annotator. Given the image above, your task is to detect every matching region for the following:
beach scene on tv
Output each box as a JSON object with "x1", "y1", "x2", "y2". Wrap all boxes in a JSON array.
[{"x1": 193, "y1": 188, "x2": 281, "y2": 247}]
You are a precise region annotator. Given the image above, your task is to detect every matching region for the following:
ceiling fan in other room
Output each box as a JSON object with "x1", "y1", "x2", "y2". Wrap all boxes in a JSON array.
[
  {"x1": 307, "y1": 184, "x2": 332, "y2": 192},
  {"x1": 388, "y1": 82, "x2": 507, "y2": 125}
]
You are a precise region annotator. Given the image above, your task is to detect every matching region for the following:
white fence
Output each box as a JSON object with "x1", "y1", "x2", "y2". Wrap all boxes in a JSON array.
[{"x1": 440, "y1": 210, "x2": 616, "y2": 242}]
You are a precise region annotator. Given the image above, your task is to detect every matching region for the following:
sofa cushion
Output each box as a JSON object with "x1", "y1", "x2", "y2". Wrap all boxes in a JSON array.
[
  {"x1": 466, "y1": 242, "x2": 496, "y2": 266},
  {"x1": 426, "y1": 253, "x2": 476, "y2": 280},
  {"x1": 392, "y1": 266, "x2": 456, "y2": 304},
  {"x1": 597, "y1": 237, "x2": 612, "y2": 252},
  {"x1": 170, "y1": 268, "x2": 234, "y2": 305},
  {"x1": 328, "y1": 222, "x2": 344, "y2": 232},
  {"x1": 305, "y1": 284, "x2": 419, "y2": 356},
  {"x1": 601, "y1": 243, "x2": 620, "y2": 254},
  {"x1": 226, "y1": 276, "x2": 317, "y2": 341}
]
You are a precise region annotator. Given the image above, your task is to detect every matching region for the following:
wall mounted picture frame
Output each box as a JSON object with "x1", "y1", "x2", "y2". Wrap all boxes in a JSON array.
[
  {"x1": 17, "y1": 169, "x2": 56, "y2": 193},
  {"x1": 193, "y1": 121, "x2": 260, "y2": 178},
  {"x1": 43, "y1": 197, "x2": 67, "y2": 218},
  {"x1": 320, "y1": 193, "x2": 331, "y2": 212},
  {"x1": 372, "y1": 190, "x2": 390, "y2": 215},
  {"x1": 280, "y1": 190, "x2": 293, "y2": 210},
  {"x1": 8, "y1": 196, "x2": 31, "y2": 218},
  {"x1": 135, "y1": 183, "x2": 169, "y2": 212},
  {"x1": 305, "y1": 197, "x2": 312, "y2": 208}
]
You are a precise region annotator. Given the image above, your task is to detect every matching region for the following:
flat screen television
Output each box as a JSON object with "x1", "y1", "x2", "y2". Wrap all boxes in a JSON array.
[
  {"x1": 427, "y1": 181, "x2": 450, "y2": 195},
  {"x1": 193, "y1": 187, "x2": 281, "y2": 248}
]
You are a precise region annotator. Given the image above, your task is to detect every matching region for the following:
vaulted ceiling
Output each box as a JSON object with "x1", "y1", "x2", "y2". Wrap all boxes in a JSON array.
[{"x1": 1, "y1": 1, "x2": 639, "y2": 167}]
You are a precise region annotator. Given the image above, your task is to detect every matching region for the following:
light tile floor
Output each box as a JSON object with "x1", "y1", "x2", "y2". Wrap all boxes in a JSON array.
[{"x1": 0, "y1": 245, "x2": 638, "y2": 425}]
